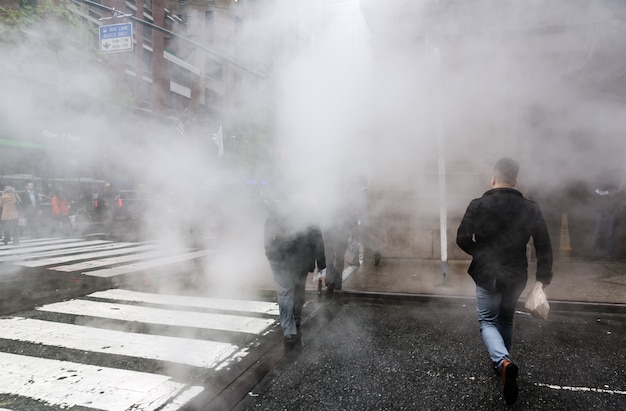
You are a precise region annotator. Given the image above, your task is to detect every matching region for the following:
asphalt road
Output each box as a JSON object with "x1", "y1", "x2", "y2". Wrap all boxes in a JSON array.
[
  {"x1": 237, "y1": 298, "x2": 626, "y2": 411},
  {"x1": 1, "y1": 236, "x2": 625, "y2": 410}
]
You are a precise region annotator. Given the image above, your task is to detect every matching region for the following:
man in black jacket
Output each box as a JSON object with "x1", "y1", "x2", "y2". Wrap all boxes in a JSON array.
[
  {"x1": 22, "y1": 181, "x2": 41, "y2": 237},
  {"x1": 456, "y1": 157, "x2": 553, "y2": 405},
  {"x1": 264, "y1": 194, "x2": 326, "y2": 349}
]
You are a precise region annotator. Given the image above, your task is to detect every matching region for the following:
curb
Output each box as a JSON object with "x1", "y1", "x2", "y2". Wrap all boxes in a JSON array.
[{"x1": 334, "y1": 290, "x2": 626, "y2": 315}]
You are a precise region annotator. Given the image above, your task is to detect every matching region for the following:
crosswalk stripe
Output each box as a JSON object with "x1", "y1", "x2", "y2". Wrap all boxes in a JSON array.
[
  {"x1": 0, "y1": 240, "x2": 110, "y2": 257},
  {"x1": 48, "y1": 248, "x2": 186, "y2": 272},
  {"x1": 16, "y1": 243, "x2": 161, "y2": 267},
  {"x1": 37, "y1": 299, "x2": 277, "y2": 334},
  {"x1": 0, "y1": 238, "x2": 82, "y2": 247},
  {"x1": 0, "y1": 241, "x2": 140, "y2": 263},
  {"x1": 0, "y1": 352, "x2": 203, "y2": 411},
  {"x1": 1, "y1": 238, "x2": 217, "y2": 284},
  {"x1": 81, "y1": 249, "x2": 215, "y2": 277},
  {"x1": 0, "y1": 317, "x2": 242, "y2": 369},
  {"x1": 89, "y1": 289, "x2": 280, "y2": 316},
  {"x1": 0, "y1": 238, "x2": 277, "y2": 410}
]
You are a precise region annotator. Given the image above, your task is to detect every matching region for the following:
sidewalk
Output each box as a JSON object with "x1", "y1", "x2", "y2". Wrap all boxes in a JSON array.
[
  {"x1": 340, "y1": 256, "x2": 626, "y2": 305},
  {"x1": 247, "y1": 253, "x2": 626, "y2": 306}
]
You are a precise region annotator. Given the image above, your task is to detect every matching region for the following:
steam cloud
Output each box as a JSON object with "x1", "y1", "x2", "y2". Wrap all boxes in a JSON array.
[{"x1": 1, "y1": 0, "x2": 625, "y2": 290}]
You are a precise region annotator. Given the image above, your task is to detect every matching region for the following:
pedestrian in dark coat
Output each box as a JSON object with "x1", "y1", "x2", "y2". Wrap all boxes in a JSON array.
[
  {"x1": 456, "y1": 157, "x2": 553, "y2": 406},
  {"x1": 22, "y1": 181, "x2": 41, "y2": 237},
  {"x1": 590, "y1": 169, "x2": 621, "y2": 260},
  {"x1": 264, "y1": 196, "x2": 326, "y2": 349}
]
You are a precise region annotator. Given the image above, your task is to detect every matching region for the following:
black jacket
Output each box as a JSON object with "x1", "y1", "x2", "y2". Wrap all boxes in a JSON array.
[
  {"x1": 264, "y1": 210, "x2": 326, "y2": 274},
  {"x1": 456, "y1": 188, "x2": 553, "y2": 289},
  {"x1": 22, "y1": 189, "x2": 39, "y2": 213}
]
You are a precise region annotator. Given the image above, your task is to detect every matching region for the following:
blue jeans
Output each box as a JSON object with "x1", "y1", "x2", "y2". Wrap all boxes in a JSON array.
[
  {"x1": 476, "y1": 282, "x2": 525, "y2": 368},
  {"x1": 269, "y1": 261, "x2": 300, "y2": 337}
]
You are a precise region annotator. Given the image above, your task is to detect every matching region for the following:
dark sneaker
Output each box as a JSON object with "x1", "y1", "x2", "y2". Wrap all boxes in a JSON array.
[
  {"x1": 501, "y1": 360, "x2": 519, "y2": 405},
  {"x1": 284, "y1": 335, "x2": 295, "y2": 350}
]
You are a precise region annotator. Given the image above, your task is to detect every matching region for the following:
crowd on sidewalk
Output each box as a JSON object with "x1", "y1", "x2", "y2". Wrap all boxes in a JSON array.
[
  {"x1": 530, "y1": 168, "x2": 626, "y2": 262},
  {"x1": 0, "y1": 181, "x2": 75, "y2": 244}
]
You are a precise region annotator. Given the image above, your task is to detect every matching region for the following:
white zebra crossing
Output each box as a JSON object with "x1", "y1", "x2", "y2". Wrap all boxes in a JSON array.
[
  {"x1": 77, "y1": 249, "x2": 216, "y2": 277},
  {"x1": 38, "y1": 299, "x2": 277, "y2": 334},
  {"x1": 0, "y1": 352, "x2": 204, "y2": 411},
  {"x1": 16, "y1": 243, "x2": 162, "y2": 267},
  {"x1": 0, "y1": 237, "x2": 281, "y2": 409},
  {"x1": 90, "y1": 289, "x2": 280, "y2": 315},
  {"x1": 0, "y1": 239, "x2": 110, "y2": 257},
  {"x1": 0, "y1": 289, "x2": 281, "y2": 410},
  {"x1": 0, "y1": 317, "x2": 241, "y2": 369},
  {"x1": 0, "y1": 237, "x2": 214, "y2": 278}
]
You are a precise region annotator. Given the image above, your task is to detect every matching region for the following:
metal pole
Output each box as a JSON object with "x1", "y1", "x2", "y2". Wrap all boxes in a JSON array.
[{"x1": 433, "y1": 45, "x2": 449, "y2": 285}]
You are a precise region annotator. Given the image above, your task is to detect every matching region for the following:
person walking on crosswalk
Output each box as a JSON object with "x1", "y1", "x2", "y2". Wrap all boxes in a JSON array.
[
  {"x1": 264, "y1": 188, "x2": 326, "y2": 349},
  {"x1": 51, "y1": 189, "x2": 71, "y2": 236},
  {"x1": 456, "y1": 157, "x2": 553, "y2": 405}
]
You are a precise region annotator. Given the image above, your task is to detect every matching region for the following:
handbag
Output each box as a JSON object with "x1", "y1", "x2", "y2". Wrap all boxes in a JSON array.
[{"x1": 524, "y1": 281, "x2": 550, "y2": 320}]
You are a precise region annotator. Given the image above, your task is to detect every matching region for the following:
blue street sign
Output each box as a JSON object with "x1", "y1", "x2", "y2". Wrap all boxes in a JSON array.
[{"x1": 99, "y1": 23, "x2": 133, "y2": 53}]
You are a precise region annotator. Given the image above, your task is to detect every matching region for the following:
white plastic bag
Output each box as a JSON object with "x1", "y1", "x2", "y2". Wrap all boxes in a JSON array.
[
  {"x1": 312, "y1": 268, "x2": 326, "y2": 284},
  {"x1": 524, "y1": 281, "x2": 550, "y2": 320}
]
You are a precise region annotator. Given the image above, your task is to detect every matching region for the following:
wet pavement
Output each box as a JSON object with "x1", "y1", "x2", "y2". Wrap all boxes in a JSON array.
[
  {"x1": 1, "y1": 236, "x2": 625, "y2": 410},
  {"x1": 235, "y1": 297, "x2": 626, "y2": 411},
  {"x1": 235, "y1": 255, "x2": 626, "y2": 411}
]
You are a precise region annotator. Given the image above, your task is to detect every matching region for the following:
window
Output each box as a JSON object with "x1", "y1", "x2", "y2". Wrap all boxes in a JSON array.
[
  {"x1": 205, "y1": 88, "x2": 222, "y2": 112},
  {"x1": 205, "y1": 56, "x2": 223, "y2": 81},
  {"x1": 142, "y1": 49, "x2": 152, "y2": 74},
  {"x1": 139, "y1": 80, "x2": 152, "y2": 109},
  {"x1": 205, "y1": 10, "x2": 214, "y2": 42},
  {"x1": 143, "y1": 25, "x2": 152, "y2": 46}
]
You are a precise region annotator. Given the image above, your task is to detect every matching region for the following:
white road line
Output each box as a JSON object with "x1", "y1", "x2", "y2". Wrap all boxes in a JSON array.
[
  {"x1": 0, "y1": 237, "x2": 77, "y2": 248},
  {"x1": 48, "y1": 248, "x2": 186, "y2": 272},
  {"x1": 0, "y1": 242, "x2": 137, "y2": 263},
  {"x1": 0, "y1": 240, "x2": 110, "y2": 257},
  {"x1": 89, "y1": 289, "x2": 280, "y2": 316},
  {"x1": 83, "y1": 249, "x2": 215, "y2": 277},
  {"x1": 8, "y1": 243, "x2": 152, "y2": 261},
  {"x1": 16, "y1": 243, "x2": 160, "y2": 267},
  {"x1": 0, "y1": 317, "x2": 242, "y2": 369},
  {"x1": 41, "y1": 245, "x2": 173, "y2": 273},
  {"x1": 37, "y1": 299, "x2": 277, "y2": 335},
  {"x1": 535, "y1": 382, "x2": 626, "y2": 395},
  {"x1": 0, "y1": 352, "x2": 202, "y2": 411},
  {"x1": 0, "y1": 237, "x2": 81, "y2": 246}
]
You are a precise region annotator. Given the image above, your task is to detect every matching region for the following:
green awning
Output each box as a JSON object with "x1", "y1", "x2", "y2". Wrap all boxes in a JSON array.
[{"x1": 0, "y1": 138, "x2": 45, "y2": 150}]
